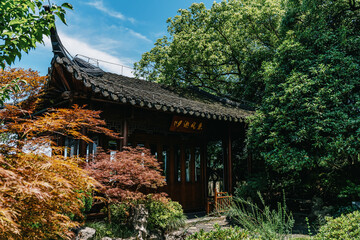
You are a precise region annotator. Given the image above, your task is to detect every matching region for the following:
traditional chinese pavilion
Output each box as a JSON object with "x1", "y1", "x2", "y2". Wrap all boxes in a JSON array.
[{"x1": 45, "y1": 28, "x2": 254, "y2": 211}]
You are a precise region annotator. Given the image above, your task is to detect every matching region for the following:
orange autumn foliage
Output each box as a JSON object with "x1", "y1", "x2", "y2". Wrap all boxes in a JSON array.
[
  {"x1": 0, "y1": 67, "x2": 47, "y2": 105},
  {"x1": 1, "y1": 104, "x2": 118, "y2": 147},
  {"x1": 0, "y1": 66, "x2": 119, "y2": 239},
  {"x1": 0, "y1": 153, "x2": 96, "y2": 239},
  {"x1": 0, "y1": 104, "x2": 118, "y2": 239}
]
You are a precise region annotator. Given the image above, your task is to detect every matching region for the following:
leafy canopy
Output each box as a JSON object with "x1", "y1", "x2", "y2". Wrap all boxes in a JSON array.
[
  {"x1": 134, "y1": 0, "x2": 284, "y2": 104},
  {"x1": 0, "y1": 0, "x2": 72, "y2": 68},
  {"x1": 248, "y1": 0, "x2": 360, "y2": 173}
]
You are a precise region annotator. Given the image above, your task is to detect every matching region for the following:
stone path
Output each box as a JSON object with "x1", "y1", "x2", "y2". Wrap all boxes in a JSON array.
[
  {"x1": 169, "y1": 213, "x2": 311, "y2": 239},
  {"x1": 181, "y1": 213, "x2": 230, "y2": 234}
]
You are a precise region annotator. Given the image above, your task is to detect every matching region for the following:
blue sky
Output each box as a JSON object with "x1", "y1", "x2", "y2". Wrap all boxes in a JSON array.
[{"x1": 13, "y1": 0, "x2": 216, "y2": 77}]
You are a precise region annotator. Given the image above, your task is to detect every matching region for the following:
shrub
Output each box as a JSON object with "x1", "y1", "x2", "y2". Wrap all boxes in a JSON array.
[
  {"x1": 234, "y1": 173, "x2": 269, "y2": 200},
  {"x1": 85, "y1": 221, "x2": 134, "y2": 240},
  {"x1": 108, "y1": 202, "x2": 131, "y2": 224},
  {"x1": 226, "y1": 192, "x2": 294, "y2": 240},
  {"x1": 186, "y1": 225, "x2": 253, "y2": 240},
  {"x1": 338, "y1": 180, "x2": 360, "y2": 200},
  {"x1": 314, "y1": 211, "x2": 360, "y2": 240},
  {"x1": 146, "y1": 197, "x2": 186, "y2": 233},
  {"x1": 103, "y1": 198, "x2": 185, "y2": 235},
  {"x1": 334, "y1": 204, "x2": 359, "y2": 218},
  {"x1": 79, "y1": 190, "x2": 93, "y2": 214}
]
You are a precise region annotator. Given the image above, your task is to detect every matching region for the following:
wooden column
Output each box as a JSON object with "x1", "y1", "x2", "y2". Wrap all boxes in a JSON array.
[
  {"x1": 169, "y1": 146, "x2": 175, "y2": 199},
  {"x1": 222, "y1": 137, "x2": 227, "y2": 192},
  {"x1": 180, "y1": 145, "x2": 186, "y2": 207},
  {"x1": 222, "y1": 127, "x2": 233, "y2": 194},
  {"x1": 203, "y1": 142, "x2": 208, "y2": 208},
  {"x1": 122, "y1": 119, "x2": 128, "y2": 148},
  {"x1": 79, "y1": 128, "x2": 87, "y2": 157},
  {"x1": 190, "y1": 147, "x2": 196, "y2": 182},
  {"x1": 227, "y1": 126, "x2": 233, "y2": 194}
]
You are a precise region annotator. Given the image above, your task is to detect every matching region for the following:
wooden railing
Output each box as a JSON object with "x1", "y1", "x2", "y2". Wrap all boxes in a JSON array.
[{"x1": 206, "y1": 188, "x2": 232, "y2": 214}]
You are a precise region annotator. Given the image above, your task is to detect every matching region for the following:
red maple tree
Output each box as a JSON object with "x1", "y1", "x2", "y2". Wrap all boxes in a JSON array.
[{"x1": 87, "y1": 147, "x2": 167, "y2": 202}]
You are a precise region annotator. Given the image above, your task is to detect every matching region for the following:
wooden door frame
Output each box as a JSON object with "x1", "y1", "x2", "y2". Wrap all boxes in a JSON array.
[{"x1": 129, "y1": 132, "x2": 207, "y2": 211}]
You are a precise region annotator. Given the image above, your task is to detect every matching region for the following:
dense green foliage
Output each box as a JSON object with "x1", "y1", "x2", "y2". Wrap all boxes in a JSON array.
[
  {"x1": 314, "y1": 211, "x2": 360, "y2": 240},
  {"x1": 134, "y1": 0, "x2": 283, "y2": 104},
  {"x1": 248, "y1": 0, "x2": 360, "y2": 174},
  {"x1": 187, "y1": 225, "x2": 251, "y2": 240},
  {"x1": 0, "y1": 0, "x2": 72, "y2": 68},
  {"x1": 247, "y1": 0, "x2": 360, "y2": 200},
  {"x1": 145, "y1": 198, "x2": 186, "y2": 233},
  {"x1": 108, "y1": 202, "x2": 131, "y2": 224}
]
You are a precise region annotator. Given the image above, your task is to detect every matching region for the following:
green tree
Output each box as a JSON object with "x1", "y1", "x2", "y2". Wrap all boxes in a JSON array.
[
  {"x1": 0, "y1": 0, "x2": 72, "y2": 105},
  {"x1": 0, "y1": 0, "x2": 72, "y2": 68},
  {"x1": 134, "y1": 0, "x2": 284, "y2": 104},
  {"x1": 247, "y1": 0, "x2": 360, "y2": 196}
]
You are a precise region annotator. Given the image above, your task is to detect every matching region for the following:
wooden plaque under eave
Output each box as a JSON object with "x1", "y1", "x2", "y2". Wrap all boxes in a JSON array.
[{"x1": 169, "y1": 116, "x2": 205, "y2": 133}]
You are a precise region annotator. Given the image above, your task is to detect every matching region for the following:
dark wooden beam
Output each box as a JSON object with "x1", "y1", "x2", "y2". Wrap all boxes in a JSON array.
[{"x1": 54, "y1": 63, "x2": 71, "y2": 91}]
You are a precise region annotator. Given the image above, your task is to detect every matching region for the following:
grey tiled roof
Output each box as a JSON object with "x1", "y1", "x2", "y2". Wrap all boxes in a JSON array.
[
  {"x1": 52, "y1": 55, "x2": 254, "y2": 122},
  {"x1": 49, "y1": 26, "x2": 254, "y2": 122}
]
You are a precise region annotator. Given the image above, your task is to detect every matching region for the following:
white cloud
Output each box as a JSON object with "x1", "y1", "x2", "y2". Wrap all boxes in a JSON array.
[
  {"x1": 42, "y1": 36, "x2": 51, "y2": 48},
  {"x1": 107, "y1": 25, "x2": 152, "y2": 42},
  {"x1": 87, "y1": 0, "x2": 135, "y2": 23},
  {"x1": 127, "y1": 29, "x2": 152, "y2": 42},
  {"x1": 94, "y1": 37, "x2": 124, "y2": 51},
  {"x1": 58, "y1": 31, "x2": 135, "y2": 77}
]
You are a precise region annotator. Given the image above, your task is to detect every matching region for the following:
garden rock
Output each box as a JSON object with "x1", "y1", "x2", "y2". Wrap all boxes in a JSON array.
[
  {"x1": 100, "y1": 238, "x2": 134, "y2": 240},
  {"x1": 76, "y1": 227, "x2": 96, "y2": 240},
  {"x1": 165, "y1": 230, "x2": 189, "y2": 240},
  {"x1": 131, "y1": 204, "x2": 149, "y2": 240}
]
